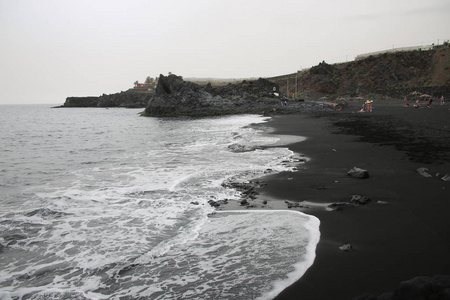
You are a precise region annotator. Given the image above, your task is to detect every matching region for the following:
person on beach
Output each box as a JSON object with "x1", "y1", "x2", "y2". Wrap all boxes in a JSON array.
[
  {"x1": 403, "y1": 96, "x2": 409, "y2": 107},
  {"x1": 358, "y1": 102, "x2": 366, "y2": 112},
  {"x1": 414, "y1": 99, "x2": 420, "y2": 108},
  {"x1": 365, "y1": 100, "x2": 373, "y2": 112},
  {"x1": 427, "y1": 98, "x2": 433, "y2": 108},
  {"x1": 440, "y1": 95, "x2": 445, "y2": 105}
]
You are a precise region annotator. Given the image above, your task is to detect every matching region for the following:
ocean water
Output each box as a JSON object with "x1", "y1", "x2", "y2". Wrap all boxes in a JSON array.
[{"x1": 0, "y1": 105, "x2": 320, "y2": 300}]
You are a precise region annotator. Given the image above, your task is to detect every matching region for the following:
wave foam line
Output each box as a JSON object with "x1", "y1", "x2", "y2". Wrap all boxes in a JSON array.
[{"x1": 216, "y1": 209, "x2": 320, "y2": 300}]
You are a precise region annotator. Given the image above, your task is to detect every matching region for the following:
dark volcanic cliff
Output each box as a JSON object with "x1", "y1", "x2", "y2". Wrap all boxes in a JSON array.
[
  {"x1": 144, "y1": 74, "x2": 287, "y2": 117},
  {"x1": 144, "y1": 74, "x2": 224, "y2": 116},
  {"x1": 270, "y1": 46, "x2": 450, "y2": 100},
  {"x1": 61, "y1": 46, "x2": 450, "y2": 114},
  {"x1": 63, "y1": 89, "x2": 151, "y2": 108},
  {"x1": 143, "y1": 74, "x2": 337, "y2": 117}
]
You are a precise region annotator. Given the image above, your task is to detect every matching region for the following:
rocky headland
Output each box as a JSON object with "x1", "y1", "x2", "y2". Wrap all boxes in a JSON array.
[
  {"x1": 60, "y1": 88, "x2": 152, "y2": 108},
  {"x1": 60, "y1": 45, "x2": 449, "y2": 114},
  {"x1": 142, "y1": 74, "x2": 336, "y2": 117}
]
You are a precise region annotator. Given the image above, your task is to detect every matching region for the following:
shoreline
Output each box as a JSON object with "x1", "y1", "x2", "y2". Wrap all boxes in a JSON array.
[
  {"x1": 213, "y1": 209, "x2": 321, "y2": 300},
  {"x1": 223, "y1": 100, "x2": 450, "y2": 299}
]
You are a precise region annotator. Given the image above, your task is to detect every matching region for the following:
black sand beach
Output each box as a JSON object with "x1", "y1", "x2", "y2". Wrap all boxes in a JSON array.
[{"x1": 259, "y1": 100, "x2": 450, "y2": 299}]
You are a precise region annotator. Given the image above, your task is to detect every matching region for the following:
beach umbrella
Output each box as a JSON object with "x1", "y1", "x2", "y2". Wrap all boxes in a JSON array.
[{"x1": 419, "y1": 94, "x2": 432, "y2": 98}]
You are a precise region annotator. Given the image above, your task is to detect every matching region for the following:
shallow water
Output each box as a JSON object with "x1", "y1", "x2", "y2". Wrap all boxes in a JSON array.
[{"x1": 0, "y1": 105, "x2": 319, "y2": 299}]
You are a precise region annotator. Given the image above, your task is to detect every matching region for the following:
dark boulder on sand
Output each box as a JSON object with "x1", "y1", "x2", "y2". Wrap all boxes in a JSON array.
[
  {"x1": 350, "y1": 194, "x2": 371, "y2": 205},
  {"x1": 392, "y1": 275, "x2": 450, "y2": 300},
  {"x1": 354, "y1": 275, "x2": 450, "y2": 300},
  {"x1": 327, "y1": 195, "x2": 371, "y2": 210},
  {"x1": 338, "y1": 243, "x2": 353, "y2": 252},
  {"x1": 347, "y1": 167, "x2": 370, "y2": 179}
]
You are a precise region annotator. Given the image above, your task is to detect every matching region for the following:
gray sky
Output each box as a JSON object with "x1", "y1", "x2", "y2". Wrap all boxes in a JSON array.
[{"x1": 1, "y1": 0, "x2": 449, "y2": 104}]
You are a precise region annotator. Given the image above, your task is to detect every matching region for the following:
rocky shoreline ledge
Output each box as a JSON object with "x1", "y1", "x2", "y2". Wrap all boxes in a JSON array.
[
  {"x1": 56, "y1": 73, "x2": 340, "y2": 114},
  {"x1": 57, "y1": 89, "x2": 151, "y2": 108}
]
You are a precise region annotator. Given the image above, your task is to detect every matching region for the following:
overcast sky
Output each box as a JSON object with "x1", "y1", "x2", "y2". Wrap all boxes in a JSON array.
[{"x1": 1, "y1": 0, "x2": 449, "y2": 104}]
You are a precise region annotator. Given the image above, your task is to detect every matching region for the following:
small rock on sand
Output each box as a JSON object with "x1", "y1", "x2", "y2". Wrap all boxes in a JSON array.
[
  {"x1": 347, "y1": 167, "x2": 369, "y2": 179},
  {"x1": 339, "y1": 243, "x2": 353, "y2": 252},
  {"x1": 417, "y1": 167, "x2": 432, "y2": 178}
]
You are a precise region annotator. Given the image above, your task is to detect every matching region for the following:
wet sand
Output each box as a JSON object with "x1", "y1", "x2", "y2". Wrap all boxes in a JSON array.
[{"x1": 257, "y1": 100, "x2": 450, "y2": 299}]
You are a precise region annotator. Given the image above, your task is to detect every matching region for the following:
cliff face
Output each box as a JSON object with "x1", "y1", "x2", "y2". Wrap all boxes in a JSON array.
[
  {"x1": 62, "y1": 46, "x2": 450, "y2": 114},
  {"x1": 62, "y1": 90, "x2": 151, "y2": 108},
  {"x1": 271, "y1": 46, "x2": 450, "y2": 99},
  {"x1": 96, "y1": 92, "x2": 151, "y2": 108},
  {"x1": 63, "y1": 97, "x2": 100, "y2": 107},
  {"x1": 144, "y1": 74, "x2": 290, "y2": 117},
  {"x1": 144, "y1": 74, "x2": 223, "y2": 116}
]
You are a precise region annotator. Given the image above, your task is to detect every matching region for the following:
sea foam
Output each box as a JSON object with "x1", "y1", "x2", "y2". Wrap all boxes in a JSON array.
[{"x1": 0, "y1": 107, "x2": 319, "y2": 299}]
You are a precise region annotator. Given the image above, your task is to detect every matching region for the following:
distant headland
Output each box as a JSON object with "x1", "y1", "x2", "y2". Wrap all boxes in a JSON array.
[{"x1": 57, "y1": 44, "x2": 450, "y2": 116}]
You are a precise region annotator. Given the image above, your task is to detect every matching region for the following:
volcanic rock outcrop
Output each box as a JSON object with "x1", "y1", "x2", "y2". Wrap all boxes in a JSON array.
[
  {"x1": 144, "y1": 74, "x2": 227, "y2": 116},
  {"x1": 269, "y1": 46, "x2": 450, "y2": 100},
  {"x1": 62, "y1": 90, "x2": 151, "y2": 108},
  {"x1": 144, "y1": 74, "x2": 282, "y2": 117}
]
